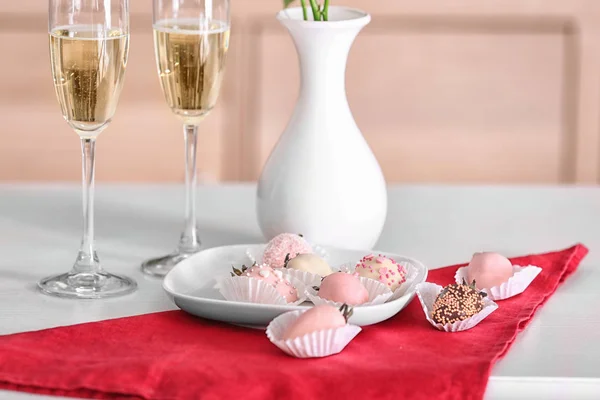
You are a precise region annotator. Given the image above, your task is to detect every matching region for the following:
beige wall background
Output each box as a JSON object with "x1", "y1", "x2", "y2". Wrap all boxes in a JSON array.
[{"x1": 2, "y1": 0, "x2": 600, "y2": 184}]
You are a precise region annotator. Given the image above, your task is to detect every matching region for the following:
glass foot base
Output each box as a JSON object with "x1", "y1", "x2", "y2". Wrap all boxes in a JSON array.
[
  {"x1": 38, "y1": 271, "x2": 137, "y2": 299},
  {"x1": 141, "y1": 250, "x2": 199, "y2": 278}
]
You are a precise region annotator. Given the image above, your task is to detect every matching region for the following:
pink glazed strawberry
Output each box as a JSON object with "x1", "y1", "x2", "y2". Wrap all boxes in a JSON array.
[
  {"x1": 317, "y1": 272, "x2": 369, "y2": 305},
  {"x1": 231, "y1": 263, "x2": 299, "y2": 303},
  {"x1": 282, "y1": 304, "x2": 353, "y2": 340},
  {"x1": 263, "y1": 233, "x2": 313, "y2": 268}
]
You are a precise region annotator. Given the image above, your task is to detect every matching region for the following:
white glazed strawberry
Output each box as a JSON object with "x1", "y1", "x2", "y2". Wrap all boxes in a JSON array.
[
  {"x1": 284, "y1": 253, "x2": 333, "y2": 277},
  {"x1": 282, "y1": 304, "x2": 353, "y2": 340},
  {"x1": 355, "y1": 254, "x2": 407, "y2": 291}
]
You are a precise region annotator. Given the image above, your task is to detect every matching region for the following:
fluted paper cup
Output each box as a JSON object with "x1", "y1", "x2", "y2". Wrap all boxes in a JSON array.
[
  {"x1": 415, "y1": 282, "x2": 498, "y2": 332},
  {"x1": 337, "y1": 262, "x2": 357, "y2": 274},
  {"x1": 273, "y1": 267, "x2": 338, "y2": 288},
  {"x1": 454, "y1": 265, "x2": 542, "y2": 301},
  {"x1": 311, "y1": 243, "x2": 328, "y2": 260},
  {"x1": 339, "y1": 260, "x2": 421, "y2": 302},
  {"x1": 306, "y1": 276, "x2": 392, "y2": 307},
  {"x1": 390, "y1": 261, "x2": 420, "y2": 301},
  {"x1": 218, "y1": 275, "x2": 307, "y2": 306},
  {"x1": 266, "y1": 310, "x2": 361, "y2": 358}
]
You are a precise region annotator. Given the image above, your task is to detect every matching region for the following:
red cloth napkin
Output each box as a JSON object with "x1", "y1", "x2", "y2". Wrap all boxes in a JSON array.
[{"x1": 0, "y1": 244, "x2": 588, "y2": 400}]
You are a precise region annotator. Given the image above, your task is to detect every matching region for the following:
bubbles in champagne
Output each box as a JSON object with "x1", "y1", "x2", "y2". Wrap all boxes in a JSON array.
[
  {"x1": 153, "y1": 19, "x2": 230, "y2": 125},
  {"x1": 49, "y1": 26, "x2": 128, "y2": 137}
]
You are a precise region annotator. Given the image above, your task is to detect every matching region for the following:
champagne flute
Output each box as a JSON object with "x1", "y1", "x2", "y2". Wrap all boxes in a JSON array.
[
  {"x1": 142, "y1": 0, "x2": 230, "y2": 277},
  {"x1": 39, "y1": 0, "x2": 137, "y2": 298}
]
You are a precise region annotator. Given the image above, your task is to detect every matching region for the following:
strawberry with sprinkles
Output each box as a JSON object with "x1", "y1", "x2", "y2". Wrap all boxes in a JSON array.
[{"x1": 355, "y1": 254, "x2": 407, "y2": 291}]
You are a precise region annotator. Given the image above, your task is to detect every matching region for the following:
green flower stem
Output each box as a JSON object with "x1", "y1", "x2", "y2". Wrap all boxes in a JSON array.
[
  {"x1": 300, "y1": 0, "x2": 308, "y2": 20},
  {"x1": 308, "y1": 0, "x2": 321, "y2": 21},
  {"x1": 322, "y1": 0, "x2": 330, "y2": 21}
]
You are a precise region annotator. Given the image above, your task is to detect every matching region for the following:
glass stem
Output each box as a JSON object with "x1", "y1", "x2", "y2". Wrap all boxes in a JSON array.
[
  {"x1": 73, "y1": 138, "x2": 100, "y2": 274},
  {"x1": 178, "y1": 124, "x2": 201, "y2": 253}
]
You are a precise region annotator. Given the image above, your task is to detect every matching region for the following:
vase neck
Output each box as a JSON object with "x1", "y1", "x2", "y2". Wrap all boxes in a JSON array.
[
  {"x1": 279, "y1": 8, "x2": 370, "y2": 100},
  {"x1": 295, "y1": 28, "x2": 355, "y2": 96}
]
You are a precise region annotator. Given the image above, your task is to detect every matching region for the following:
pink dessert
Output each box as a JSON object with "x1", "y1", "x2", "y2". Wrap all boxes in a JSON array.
[
  {"x1": 317, "y1": 272, "x2": 369, "y2": 305},
  {"x1": 244, "y1": 263, "x2": 279, "y2": 285},
  {"x1": 274, "y1": 279, "x2": 300, "y2": 303},
  {"x1": 232, "y1": 263, "x2": 299, "y2": 303},
  {"x1": 263, "y1": 233, "x2": 313, "y2": 268},
  {"x1": 282, "y1": 304, "x2": 352, "y2": 340},
  {"x1": 466, "y1": 252, "x2": 513, "y2": 290},
  {"x1": 355, "y1": 254, "x2": 407, "y2": 291}
]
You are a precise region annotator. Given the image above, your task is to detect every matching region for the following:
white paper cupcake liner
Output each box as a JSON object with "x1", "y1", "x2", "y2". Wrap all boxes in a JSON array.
[
  {"x1": 246, "y1": 242, "x2": 328, "y2": 267},
  {"x1": 306, "y1": 276, "x2": 392, "y2": 307},
  {"x1": 415, "y1": 282, "x2": 498, "y2": 332},
  {"x1": 454, "y1": 265, "x2": 542, "y2": 301},
  {"x1": 266, "y1": 309, "x2": 361, "y2": 358},
  {"x1": 336, "y1": 262, "x2": 356, "y2": 274},
  {"x1": 390, "y1": 261, "x2": 420, "y2": 301},
  {"x1": 273, "y1": 268, "x2": 323, "y2": 288},
  {"x1": 273, "y1": 267, "x2": 339, "y2": 288},
  {"x1": 311, "y1": 243, "x2": 328, "y2": 260},
  {"x1": 339, "y1": 260, "x2": 420, "y2": 302},
  {"x1": 218, "y1": 275, "x2": 307, "y2": 306}
]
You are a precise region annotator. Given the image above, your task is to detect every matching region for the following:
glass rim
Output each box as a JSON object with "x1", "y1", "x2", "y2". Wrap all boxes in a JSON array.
[
  {"x1": 48, "y1": 0, "x2": 130, "y2": 33},
  {"x1": 48, "y1": 24, "x2": 130, "y2": 36},
  {"x1": 152, "y1": 18, "x2": 230, "y2": 33}
]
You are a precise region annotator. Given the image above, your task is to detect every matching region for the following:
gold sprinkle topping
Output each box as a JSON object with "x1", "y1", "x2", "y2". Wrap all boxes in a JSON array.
[{"x1": 431, "y1": 281, "x2": 485, "y2": 325}]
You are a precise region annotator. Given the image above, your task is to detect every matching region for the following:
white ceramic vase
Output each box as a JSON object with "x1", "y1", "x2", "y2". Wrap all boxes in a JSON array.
[{"x1": 256, "y1": 6, "x2": 387, "y2": 250}]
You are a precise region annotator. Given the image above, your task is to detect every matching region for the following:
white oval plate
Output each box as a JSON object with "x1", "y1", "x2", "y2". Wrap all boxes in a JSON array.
[{"x1": 163, "y1": 244, "x2": 428, "y2": 328}]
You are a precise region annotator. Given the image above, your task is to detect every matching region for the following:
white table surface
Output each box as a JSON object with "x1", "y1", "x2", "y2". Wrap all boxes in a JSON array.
[{"x1": 0, "y1": 184, "x2": 598, "y2": 399}]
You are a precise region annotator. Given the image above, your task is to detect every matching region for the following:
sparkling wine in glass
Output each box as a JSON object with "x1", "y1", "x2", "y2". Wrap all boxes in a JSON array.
[
  {"x1": 142, "y1": 0, "x2": 230, "y2": 277},
  {"x1": 39, "y1": 0, "x2": 137, "y2": 298}
]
